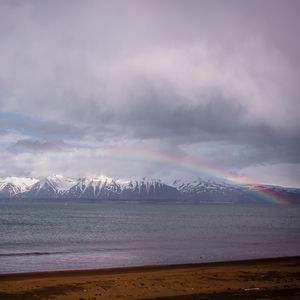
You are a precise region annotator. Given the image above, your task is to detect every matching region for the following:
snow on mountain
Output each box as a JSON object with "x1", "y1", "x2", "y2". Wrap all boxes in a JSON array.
[
  {"x1": 0, "y1": 177, "x2": 38, "y2": 192},
  {"x1": 45, "y1": 175, "x2": 78, "y2": 192},
  {"x1": 0, "y1": 175, "x2": 299, "y2": 203},
  {"x1": 73, "y1": 176, "x2": 121, "y2": 198},
  {"x1": 172, "y1": 177, "x2": 238, "y2": 193}
]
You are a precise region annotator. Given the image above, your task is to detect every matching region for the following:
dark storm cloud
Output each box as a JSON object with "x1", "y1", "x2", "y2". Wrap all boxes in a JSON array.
[
  {"x1": 130, "y1": 100, "x2": 300, "y2": 162},
  {"x1": 0, "y1": 0, "x2": 299, "y2": 185},
  {"x1": 123, "y1": 90, "x2": 245, "y2": 140},
  {"x1": 205, "y1": 140, "x2": 300, "y2": 170},
  {"x1": 118, "y1": 90, "x2": 300, "y2": 168}
]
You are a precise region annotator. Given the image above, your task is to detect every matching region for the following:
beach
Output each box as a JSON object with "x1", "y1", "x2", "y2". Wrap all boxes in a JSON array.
[{"x1": 0, "y1": 256, "x2": 299, "y2": 300}]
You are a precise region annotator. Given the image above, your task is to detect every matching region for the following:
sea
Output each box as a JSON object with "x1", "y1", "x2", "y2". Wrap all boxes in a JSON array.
[{"x1": 0, "y1": 199, "x2": 299, "y2": 274}]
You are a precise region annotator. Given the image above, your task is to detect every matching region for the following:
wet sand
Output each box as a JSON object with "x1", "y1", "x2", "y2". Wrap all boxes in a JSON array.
[{"x1": 0, "y1": 257, "x2": 299, "y2": 299}]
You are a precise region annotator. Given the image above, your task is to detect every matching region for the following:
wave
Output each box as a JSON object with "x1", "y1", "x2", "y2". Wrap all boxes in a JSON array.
[
  {"x1": 0, "y1": 251, "x2": 68, "y2": 257},
  {"x1": 0, "y1": 247, "x2": 144, "y2": 258}
]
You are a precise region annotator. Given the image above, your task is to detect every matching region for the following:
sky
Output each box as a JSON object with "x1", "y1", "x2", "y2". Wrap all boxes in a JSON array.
[{"x1": 0, "y1": 0, "x2": 299, "y2": 187}]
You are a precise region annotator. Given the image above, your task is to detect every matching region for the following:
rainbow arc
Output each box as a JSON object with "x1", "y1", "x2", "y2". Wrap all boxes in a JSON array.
[{"x1": 84, "y1": 146, "x2": 289, "y2": 205}]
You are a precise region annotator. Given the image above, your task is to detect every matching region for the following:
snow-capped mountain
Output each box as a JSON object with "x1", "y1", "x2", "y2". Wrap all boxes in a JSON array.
[
  {"x1": 0, "y1": 177, "x2": 38, "y2": 197},
  {"x1": 2, "y1": 175, "x2": 179, "y2": 200},
  {"x1": 0, "y1": 175, "x2": 299, "y2": 203},
  {"x1": 172, "y1": 177, "x2": 249, "y2": 202}
]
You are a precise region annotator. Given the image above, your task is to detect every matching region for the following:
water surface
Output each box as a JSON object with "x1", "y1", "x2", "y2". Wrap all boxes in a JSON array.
[{"x1": 0, "y1": 199, "x2": 299, "y2": 273}]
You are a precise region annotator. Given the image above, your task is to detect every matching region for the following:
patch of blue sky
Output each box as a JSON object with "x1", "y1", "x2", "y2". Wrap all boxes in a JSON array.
[
  {"x1": 0, "y1": 111, "x2": 32, "y2": 123},
  {"x1": 0, "y1": 111, "x2": 67, "y2": 140}
]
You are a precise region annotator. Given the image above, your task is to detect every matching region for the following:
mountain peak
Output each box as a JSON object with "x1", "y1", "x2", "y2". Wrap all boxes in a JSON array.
[{"x1": 0, "y1": 176, "x2": 38, "y2": 192}]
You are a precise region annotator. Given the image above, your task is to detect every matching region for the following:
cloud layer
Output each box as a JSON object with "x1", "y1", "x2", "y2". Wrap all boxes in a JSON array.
[{"x1": 0, "y1": 0, "x2": 299, "y2": 186}]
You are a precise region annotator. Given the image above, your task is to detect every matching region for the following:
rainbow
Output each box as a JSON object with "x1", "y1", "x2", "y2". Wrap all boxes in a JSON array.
[{"x1": 78, "y1": 145, "x2": 289, "y2": 205}]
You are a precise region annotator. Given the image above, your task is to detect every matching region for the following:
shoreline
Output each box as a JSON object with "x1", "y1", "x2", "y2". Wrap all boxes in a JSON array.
[
  {"x1": 0, "y1": 255, "x2": 299, "y2": 278},
  {"x1": 1, "y1": 256, "x2": 299, "y2": 299}
]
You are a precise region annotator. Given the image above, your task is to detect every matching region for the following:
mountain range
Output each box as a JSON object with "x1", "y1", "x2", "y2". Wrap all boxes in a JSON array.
[{"x1": 0, "y1": 174, "x2": 299, "y2": 203}]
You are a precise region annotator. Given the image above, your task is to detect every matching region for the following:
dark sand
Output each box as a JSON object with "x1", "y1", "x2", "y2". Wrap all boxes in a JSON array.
[{"x1": 0, "y1": 257, "x2": 299, "y2": 299}]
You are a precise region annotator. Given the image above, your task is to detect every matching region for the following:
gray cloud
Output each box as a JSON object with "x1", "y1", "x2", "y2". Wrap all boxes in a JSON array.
[
  {"x1": 1, "y1": 118, "x2": 85, "y2": 139},
  {"x1": 12, "y1": 139, "x2": 70, "y2": 153},
  {"x1": 0, "y1": 0, "x2": 299, "y2": 186}
]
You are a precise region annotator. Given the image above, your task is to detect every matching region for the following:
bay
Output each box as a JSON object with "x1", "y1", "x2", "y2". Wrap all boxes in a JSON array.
[{"x1": 0, "y1": 199, "x2": 299, "y2": 273}]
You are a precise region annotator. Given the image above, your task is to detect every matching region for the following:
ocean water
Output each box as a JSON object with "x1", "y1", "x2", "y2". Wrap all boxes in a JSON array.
[{"x1": 0, "y1": 199, "x2": 299, "y2": 274}]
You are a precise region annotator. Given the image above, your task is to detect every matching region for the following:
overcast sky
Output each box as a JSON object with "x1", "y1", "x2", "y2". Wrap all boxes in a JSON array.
[{"x1": 0, "y1": 0, "x2": 299, "y2": 187}]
